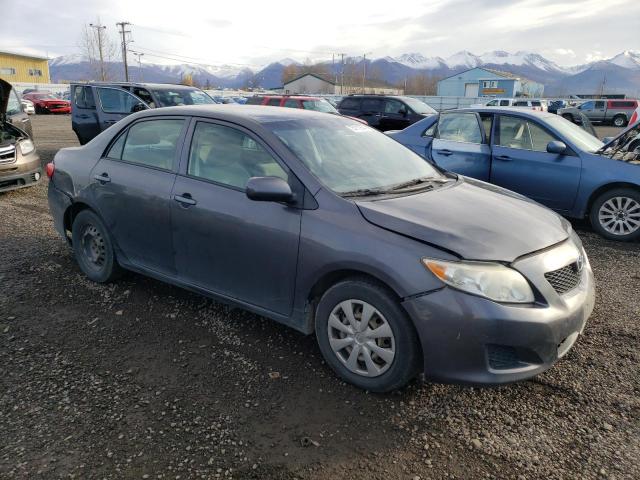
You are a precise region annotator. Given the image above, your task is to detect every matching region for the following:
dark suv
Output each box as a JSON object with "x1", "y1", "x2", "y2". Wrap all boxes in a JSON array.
[
  {"x1": 337, "y1": 95, "x2": 436, "y2": 131},
  {"x1": 71, "y1": 82, "x2": 214, "y2": 144}
]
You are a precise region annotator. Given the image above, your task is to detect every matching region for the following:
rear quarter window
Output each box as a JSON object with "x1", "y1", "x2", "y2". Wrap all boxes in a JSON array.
[
  {"x1": 610, "y1": 101, "x2": 636, "y2": 108},
  {"x1": 245, "y1": 97, "x2": 264, "y2": 105},
  {"x1": 338, "y1": 98, "x2": 360, "y2": 110}
]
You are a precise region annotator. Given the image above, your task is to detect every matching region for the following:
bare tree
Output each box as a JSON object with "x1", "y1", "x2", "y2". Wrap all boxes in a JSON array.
[{"x1": 78, "y1": 20, "x2": 118, "y2": 81}]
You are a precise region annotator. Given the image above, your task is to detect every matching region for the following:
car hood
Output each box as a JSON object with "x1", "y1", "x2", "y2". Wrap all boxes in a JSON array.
[{"x1": 356, "y1": 178, "x2": 571, "y2": 262}]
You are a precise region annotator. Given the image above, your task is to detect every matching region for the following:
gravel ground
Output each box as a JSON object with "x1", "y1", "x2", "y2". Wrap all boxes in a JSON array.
[{"x1": 0, "y1": 115, "x2": 638, "y2": 480}]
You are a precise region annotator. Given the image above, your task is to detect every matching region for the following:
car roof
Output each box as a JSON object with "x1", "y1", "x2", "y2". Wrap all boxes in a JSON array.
[
  {"x1": 132, "y1": 104, "x2": 342, "y2": 124},
  {"x1": 257, "y1": 95, "x2": 322, "y2": 100},
  {"x1": 72, "y1": 82, "x2": 201, "y2": 90},
  {"x1": 446, "y1": 106, "x2": 556, "y2": 119}
]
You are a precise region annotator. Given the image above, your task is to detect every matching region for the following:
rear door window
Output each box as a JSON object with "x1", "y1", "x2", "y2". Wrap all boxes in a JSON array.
[
  {"x1": 284, "y1": 99, "x2": 299, "y2": 108},
  {"x1": 339, "y1": 98, "x2": 360, "y2": 110},
  {"x1": 594, "y1": 101, "x2": 606, "y2": 109},
  {"x1": 437, "y1": 113, "x2": 482, "y2": 144},
  {"x1": 499, "y1": 100, "x2": 510, "y2": 106},
  {"x1": 119, "y1": 119, "x2": 185, "y2": 170},
  {"x1": 267, "y1": 98, "x2": 281, "y2": 106}
]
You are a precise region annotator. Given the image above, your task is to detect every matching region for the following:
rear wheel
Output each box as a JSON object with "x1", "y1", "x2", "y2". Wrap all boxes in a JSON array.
[
  {"x1": 71, "y1": 210, "x2": 122, "y2": 282},
  {"x1": 315, "y1": 278, "x2": 421, "y2": 392},
  {"x1": 612, "y1": 115, "x2": 627, "y2": 128},
  {"x1": 590, "y1": 188, "x2": 640, "y2": 241}
]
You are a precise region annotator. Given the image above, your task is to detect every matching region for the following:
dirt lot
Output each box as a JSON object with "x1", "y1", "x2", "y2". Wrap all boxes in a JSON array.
[{"x1": 1, "y1": 115, "x2": 639, "y2": 480}]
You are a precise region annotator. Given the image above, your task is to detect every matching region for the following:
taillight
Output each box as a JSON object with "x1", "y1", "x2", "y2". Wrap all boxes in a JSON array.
[{"x1": 46, "y1": 162, "x2": 55, "y2": 179}]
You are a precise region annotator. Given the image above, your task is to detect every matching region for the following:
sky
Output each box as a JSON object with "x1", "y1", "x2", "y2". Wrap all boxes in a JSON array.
[{"x1": 2, "y1": 0, "x2": 639, "y2": 67}]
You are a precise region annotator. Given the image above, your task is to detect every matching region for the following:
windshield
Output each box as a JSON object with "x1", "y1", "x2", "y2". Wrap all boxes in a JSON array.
[
  {"x1": 600, "y1": 123, "x2": 640, "y2": 163},
  {"x1": 401, "y1": 97, "x2": 437, "y2": 115},
  {"x1": 150, "y1": 88, "x2": 215, "y2": 107},
  {"x1": 267, "y1": 115, "x2": 442, "y2": 194},
  {"x1": 302, "y1": 99, "x2": 337, "y2": 113},
  {"x1": 545, "y1": 115, "x2": 603, "y2": 153}
]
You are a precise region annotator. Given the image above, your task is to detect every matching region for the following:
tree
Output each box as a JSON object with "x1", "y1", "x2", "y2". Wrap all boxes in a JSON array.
[
  {"x1": 78, "y1": 20, "x2": 118, "y2": 81},
  {"x1": 282, "y1": 64, "x2": 298, "y2": 84},
  {"x1": 180, "y1": 73, "x2": 195, "y2": 86},
  {"x1": 404, "y1": 73, "x2": 440, "y2": 96}
]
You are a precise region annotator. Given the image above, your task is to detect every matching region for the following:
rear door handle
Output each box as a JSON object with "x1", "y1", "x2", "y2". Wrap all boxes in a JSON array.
[
  {"x1": 436, "y1": 149, "x2": 453, "y2": 156},
  {"x1": 93, "y1": 173, "x2": 111, "y2": 184},
  {"x1": 173, "y1": 193, "x2": 197, "y2": 206},
  {"x1": 495, "y1": 155, "x2": 512, "y2": 161}
]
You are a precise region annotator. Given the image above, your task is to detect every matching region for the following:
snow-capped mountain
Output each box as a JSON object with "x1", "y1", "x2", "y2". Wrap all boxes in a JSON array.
[
  {"x1": 609, "y1": 50, "x2": 640, "y2": 70},
  {"x1": 48, "y1": 50, "x2": 640, "y2": 96}
]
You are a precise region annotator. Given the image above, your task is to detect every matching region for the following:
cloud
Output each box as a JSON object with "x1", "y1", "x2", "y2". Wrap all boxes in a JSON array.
[
  {"x1": 553, "y1": 48, "x2": 576, "y2": 57},
  {"x1": 585, "y1": 51, "x2": 605, "y2": 63}
]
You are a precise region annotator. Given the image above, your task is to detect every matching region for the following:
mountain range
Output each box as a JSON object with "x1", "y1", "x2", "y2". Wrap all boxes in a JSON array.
[{"x1": 49, "y1": 49, "x2": 640, "y2": 96}]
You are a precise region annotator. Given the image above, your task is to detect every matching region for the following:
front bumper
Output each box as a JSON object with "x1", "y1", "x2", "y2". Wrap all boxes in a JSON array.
[
  {"x1": 0, "y1": 154, "x2": 42, "y2": 192},
  {"x1": 403, "y1": 241, "x2": 595, "y2": 385}
]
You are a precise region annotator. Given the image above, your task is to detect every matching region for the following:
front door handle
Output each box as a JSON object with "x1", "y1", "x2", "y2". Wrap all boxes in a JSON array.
[
  {"x1": 495, "y1": 155, "x2": 512, "y2": 161},
  {"x1": 436, "y1": 149, "x2": 453, "y2": 156},
  {"x1": 104, "y1": 120, "x2": 118, "y2": 125},
  {"x1": 173, "y1": 193, "x2": 197, "y2": 206},
  {"x1": 93, "y1": 172, "x2": 111, "y2": 184},
  {"x1": 78, "y1": 114, "x2": 89, "y2": 119}
]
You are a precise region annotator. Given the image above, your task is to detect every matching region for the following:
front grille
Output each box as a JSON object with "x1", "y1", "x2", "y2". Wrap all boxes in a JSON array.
[
  {"x1": 0, "y1": 145, "x2": 16, "y2": 164},
  {"x1": 544, "y1": 263, "x2": 581, "y2": 295}
]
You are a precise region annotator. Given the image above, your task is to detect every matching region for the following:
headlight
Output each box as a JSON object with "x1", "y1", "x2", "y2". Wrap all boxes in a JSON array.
[
  {"x1": 19, "y1": 139, "x2": 35, "y2": 156},
  {"x1": 422, "y1": 258, "x2": 535, "y2": 303}
]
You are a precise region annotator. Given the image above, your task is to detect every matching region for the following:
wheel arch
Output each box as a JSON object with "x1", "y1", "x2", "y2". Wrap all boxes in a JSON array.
[{"x1": 586, "y1": 182, "x2": 640, "y2": 215}]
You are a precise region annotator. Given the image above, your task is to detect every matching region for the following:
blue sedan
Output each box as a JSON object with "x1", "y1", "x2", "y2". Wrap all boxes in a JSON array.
[{"x1": 388, "y1": 107, "x2": 640, "y2": 241}]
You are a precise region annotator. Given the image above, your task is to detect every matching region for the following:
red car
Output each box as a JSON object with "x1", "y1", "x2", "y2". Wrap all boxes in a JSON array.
[
  {"x1": 246, "y1": 95, "x2": 367, "y2": 124},
  {"x1": 22, "y1": 92, "x2": 71, "y2": 114}
]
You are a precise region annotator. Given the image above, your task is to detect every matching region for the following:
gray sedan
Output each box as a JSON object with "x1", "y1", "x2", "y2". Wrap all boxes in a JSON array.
[{"x1": 47, "y1": 105, "x2": 595, "y2": 391}]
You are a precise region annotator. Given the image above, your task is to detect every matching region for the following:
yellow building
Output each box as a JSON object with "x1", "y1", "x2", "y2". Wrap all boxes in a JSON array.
[{"x1": 0, "y1": 51, "x2": 50, "y2": 84}]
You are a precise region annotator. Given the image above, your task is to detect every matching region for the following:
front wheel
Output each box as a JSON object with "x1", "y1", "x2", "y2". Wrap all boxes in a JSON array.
[
  {"x1": 315, "y1": 278, "x2": 421, "y2": 392},
  {"x1": 71, "y1": 210, "x2": 122, "y2": 282},
  {"x1": 590, "y1": 188, "x2": 640, "y2": 241}
]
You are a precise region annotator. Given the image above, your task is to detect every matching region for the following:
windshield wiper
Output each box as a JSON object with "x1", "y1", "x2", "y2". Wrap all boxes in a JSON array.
[
  {"x1": 386, "y1": 176, "x2": 451, "y2": 192},
  {"x1": 340, "y1": 187, "x2": 390, "y2": 197}
]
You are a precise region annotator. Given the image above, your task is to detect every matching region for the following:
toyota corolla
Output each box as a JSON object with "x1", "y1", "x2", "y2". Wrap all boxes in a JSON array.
[{"x1": 47, "y1": 106, "x2": 595, "y2": 392}]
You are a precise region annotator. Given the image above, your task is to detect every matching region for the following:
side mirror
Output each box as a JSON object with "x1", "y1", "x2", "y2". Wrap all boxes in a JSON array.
[
  {"x1": 547, "y1": 141, "x2": 568, "y2": 155},
  {"x1": 602, "y1": 136, "x2": 615, "y2": 144},
  {"x1": 131, "y1": 102, "x2": 147, "y2": 113},
  {"x1": 246, "y1": 176, "x2": 294, "y2": 203},
  {"x1": 399, "y1": 108, "x2": 408, "y2": 117}
]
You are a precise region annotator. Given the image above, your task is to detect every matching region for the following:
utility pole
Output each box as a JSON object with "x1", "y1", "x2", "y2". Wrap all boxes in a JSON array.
[
  {"x1": 89, "y1": 22, "x2": 107, "y2": 81},
  {"x1": 340, "y1": 53, "x2": 345, "y2": 95},
  {"x1": 116, "y1": 21, "x2": 132, "y2": 81},
  {"x1": 362, "y1": 53, "x2": 366, "y2": 93},
  {"x1": 132, "y1": 52, "x2": 144, "y2": 81}
]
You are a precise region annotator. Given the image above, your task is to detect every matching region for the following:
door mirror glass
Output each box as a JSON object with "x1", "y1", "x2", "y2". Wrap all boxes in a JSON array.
[
  {"x1": 246, "y1": 176, "x2": 293, "y2": 203},
  {"x1": 546, "y1": 140, "x2": 567, "y2": 155}
]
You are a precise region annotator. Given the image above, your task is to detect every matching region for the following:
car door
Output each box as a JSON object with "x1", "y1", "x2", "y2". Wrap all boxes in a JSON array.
[
  {"x1": 93, "y1": 86, "x2": 147, "y2": 133},
  {"x1": 359, "y1": 98, "x2": 384, "y2": 129},
  {"x1": 380, "y1": 99, "x2": 411, "y2": 131},
  {"x1": 171, "y1": 119, "x2": 302, "y2": 315},
  {"x1": 71, "y1": 85, "x2": 101, "y2": 144},
  {"x1": 89, "y1": 117, "x2": 187, "y2": 275},
  {"x1": 428, "y1": 112, "x2": 491, "y2": 181},
  {"x1": 490, "y1": 114, "x2": 581, "y2": 211},
  {"x1": 592, "y1": 100, "x2": 606, "y2": 122}
]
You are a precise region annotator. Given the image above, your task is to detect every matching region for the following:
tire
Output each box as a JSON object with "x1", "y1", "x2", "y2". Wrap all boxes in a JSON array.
[
  {"x1": 315, "y1": 277, "x2": 421, "y2": 392},
  {"x1": 612, "y1": 115, "x2": 627, "y2": 128},
  {"x1": 71, "y1": 210, "x2": 122, "y2": 282},
  {"x1": 589, "y1": 188, "x2": 640, "y2": 241}
]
